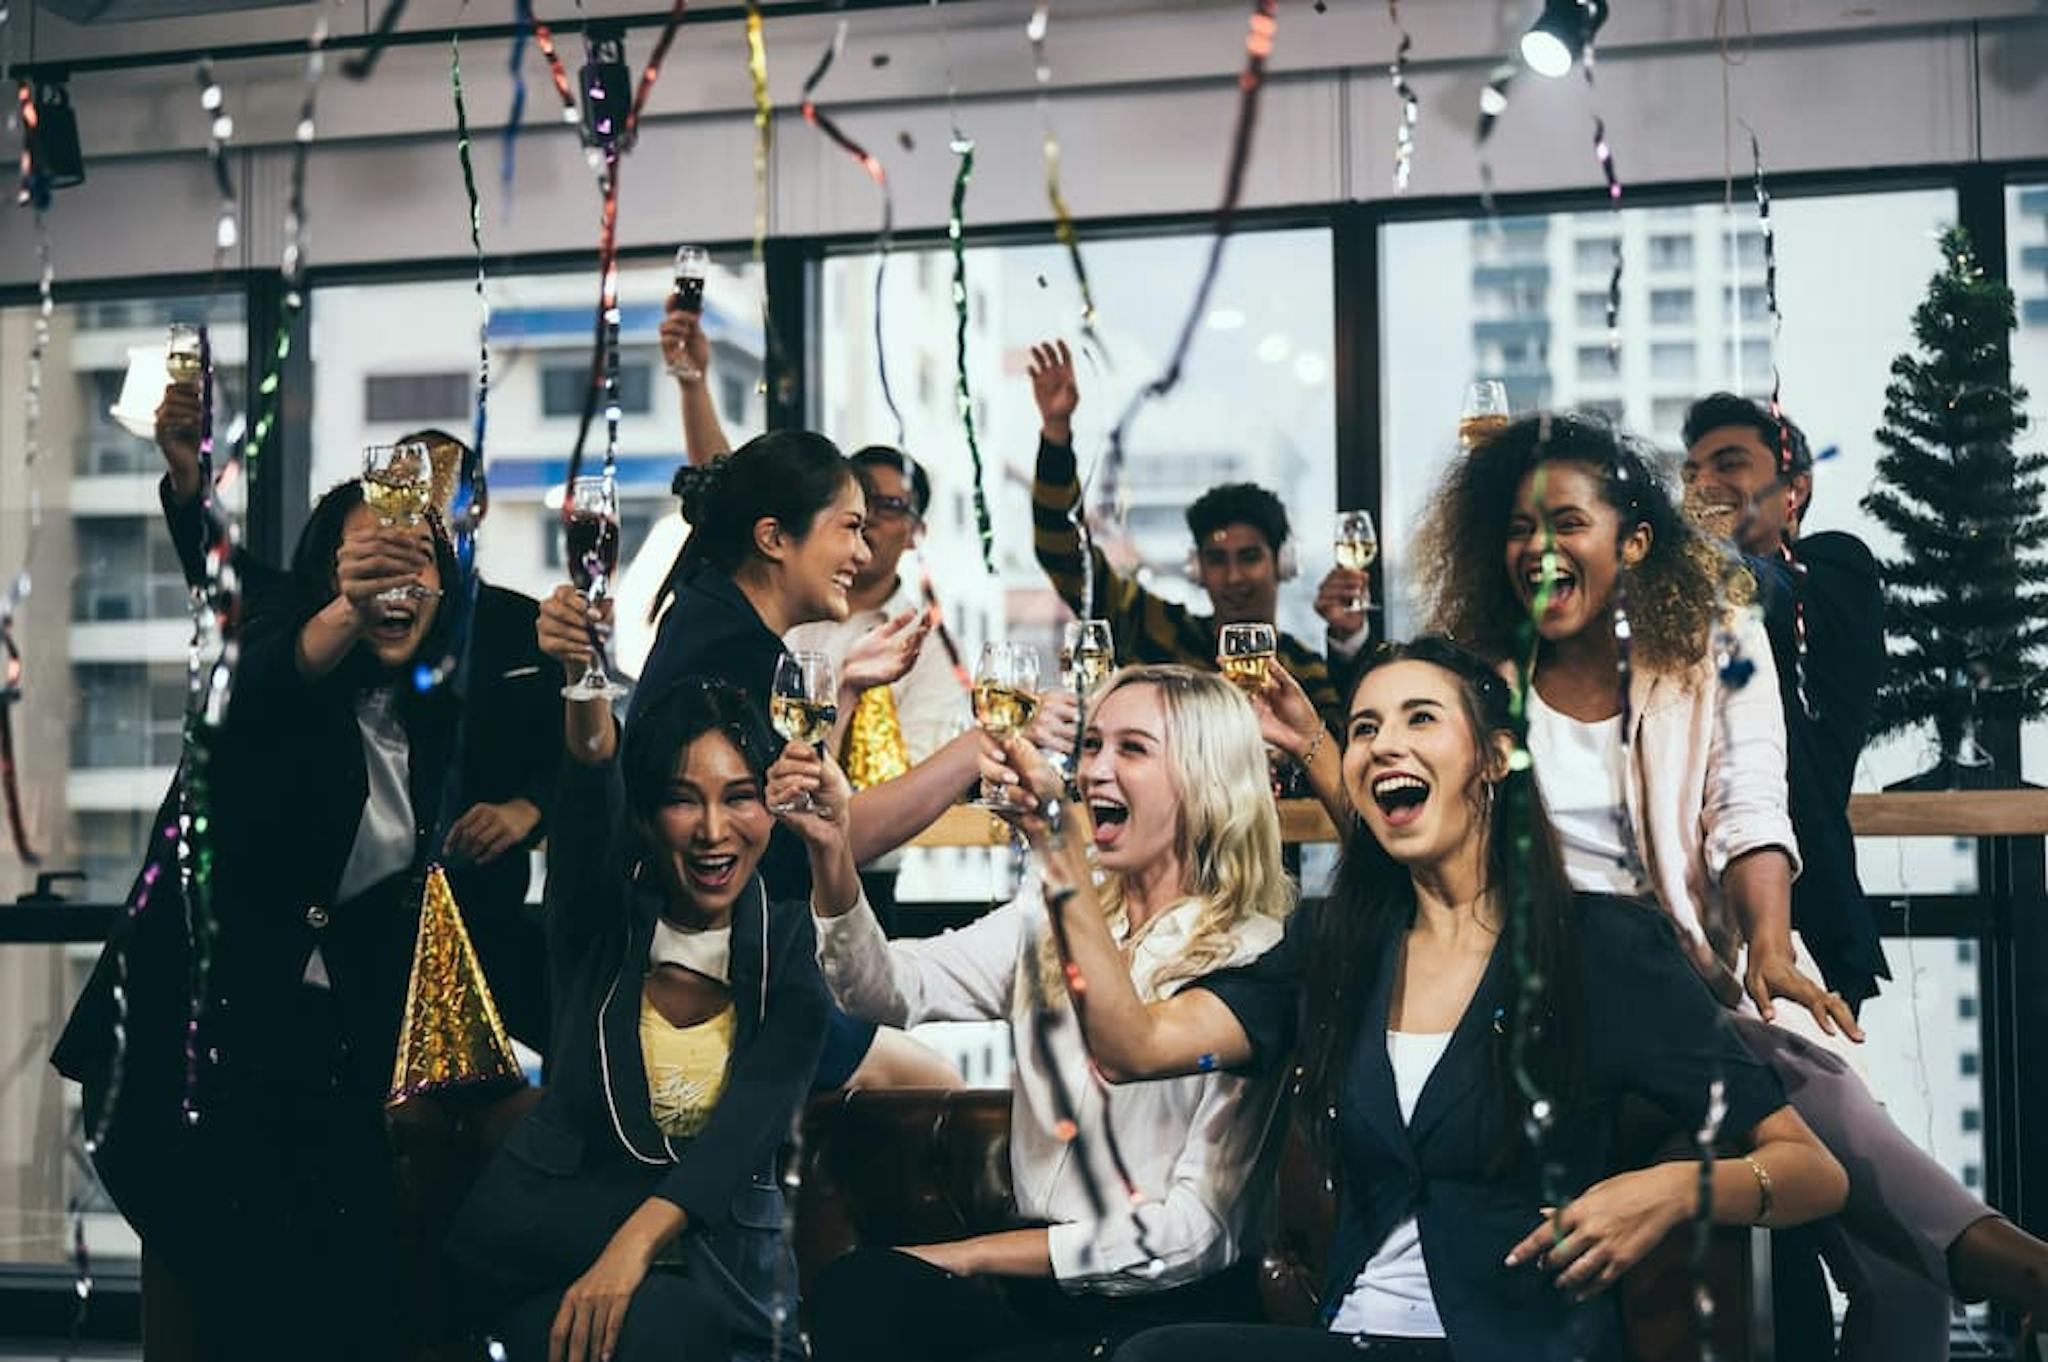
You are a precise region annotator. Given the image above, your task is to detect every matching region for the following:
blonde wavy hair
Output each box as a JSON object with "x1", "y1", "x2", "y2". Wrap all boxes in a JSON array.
[{"x1": 1036, "y1": 664, "x2": 1296, "y2": 999}]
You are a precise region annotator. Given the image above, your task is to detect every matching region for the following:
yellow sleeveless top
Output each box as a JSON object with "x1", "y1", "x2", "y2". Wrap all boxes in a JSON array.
[{"x1": 639, "y1": 994, "x2": 737, "y2": 1139}]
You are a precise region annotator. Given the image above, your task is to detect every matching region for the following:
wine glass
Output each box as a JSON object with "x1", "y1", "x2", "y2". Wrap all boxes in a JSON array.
[
  {"x1": 972, "y1": 642, "x2": 1042, "y2": 809},
  {"x1": 166, "y1": 324, "x2": 204, "y2": 386},
  {"x1": 667, "y1": 245, "x2": 711, "y2": 381},
  {"x1": 1333, "y1": 511, "x2": 1378, "y2": 615},
  {"x1": 1459, "y1": 380, "x2": 1511, "y2": 452},
  {"x1": 362, "y1": 442, "x2": 433, "y2": 606},
  {"x1": 1060, "y1": 619, "x2": 1115, "y2": 695},
  {"x1": 1217, "y1": 623, "x2": 1276, "y2": 696},
  {"x1": 769, "y1": 650, "x2": 838, "y2": 814},
  {"x1": 561, "y1": 474, "x2": 630, "y2": 702}
]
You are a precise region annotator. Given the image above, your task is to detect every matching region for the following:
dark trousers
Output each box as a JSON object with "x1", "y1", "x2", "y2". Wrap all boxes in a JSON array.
[
  {"x1": 494, "y1": 1273, "x2": 733, "y2": 1362},
  {"x1": 807, "y1": 1245, "x2": 1261, "y2": 1362},
  {"x1": 1114, "y1": 1325, "x2": 1453, "y2": 1362}
]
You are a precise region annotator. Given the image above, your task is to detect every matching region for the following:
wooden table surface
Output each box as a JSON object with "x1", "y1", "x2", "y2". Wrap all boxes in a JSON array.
[{"x1": 906, "y1": 790, "x2": 2048, "y2": 848}]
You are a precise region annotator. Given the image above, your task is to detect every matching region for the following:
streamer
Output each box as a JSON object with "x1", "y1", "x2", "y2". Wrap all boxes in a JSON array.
[{"x1": 1026, "y1": 4, "x2": 1107, "y2": 359}]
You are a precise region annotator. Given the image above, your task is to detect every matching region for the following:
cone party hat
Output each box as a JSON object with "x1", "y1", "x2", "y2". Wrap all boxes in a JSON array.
[
  {"x1": 387, "y1": 864, "x2": 526, "y2": 1105},
  {"x1": 842, "y1": 684, "x2": 911, "y2": 791}
]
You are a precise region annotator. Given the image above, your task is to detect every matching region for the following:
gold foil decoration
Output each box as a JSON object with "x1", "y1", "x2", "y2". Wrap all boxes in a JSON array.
[
  {"x1": 387, "y1": 864, "x2": 526, "y2": 1105},
  {"x1": 842, "y1": 685, "x2": 910, "y2": 790},
  {"x1": 423, "y1": 436, "x2": 463, "y2": 522}
]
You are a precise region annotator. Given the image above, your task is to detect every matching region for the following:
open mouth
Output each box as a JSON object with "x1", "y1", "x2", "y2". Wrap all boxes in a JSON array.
[
  {"x1": 371, "y1": 602, "x2": 419, "y2": 643},
  {"x1": 683, "y1": 852, "x2": 739, "y2": 893},
  {"x1": 830, "y1": 570, "x2": 856, "y2": 594},
  {"x1": 1087, "y1": 796, "x2": 1129, "y2": 850},
  {"x1": 1520, "y1": 561, "x2": 1578, "y2": 607},
  {"x1": 1369, "y1": 772, "x2": 1431, "y2": 829}
]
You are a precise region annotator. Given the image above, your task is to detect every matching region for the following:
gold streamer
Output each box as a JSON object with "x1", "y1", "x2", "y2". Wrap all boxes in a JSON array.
[
  {"x1": 841, "y1": 685, "x2": 910, "y2": 790},
  {"x1": 387, "y1": 864, "x2": 526, "y2": 1104}
]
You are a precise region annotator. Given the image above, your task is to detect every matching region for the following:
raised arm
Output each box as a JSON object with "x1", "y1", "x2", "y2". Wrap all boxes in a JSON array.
[
  {"x1": 984, "y1": 733, "x2": 1259, "y2": 1082},
  {"x1": 1251, "y1": 655, "x2": 1349, "y2": 828},
  {"x1": 295, "y1": 519, "x2": 435, "y2": 682},
  {"x1": 661, "y1": 302, "x2": 733, "y2": 466},
  {"x1": 536, "y1": 583, "x2": 619, "y2": 764}
]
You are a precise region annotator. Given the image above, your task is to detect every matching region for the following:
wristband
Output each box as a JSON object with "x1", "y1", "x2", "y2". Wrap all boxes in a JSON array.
[{"x1": 1743, "y1": 1154, "x2": 1774, "y2": 1226}]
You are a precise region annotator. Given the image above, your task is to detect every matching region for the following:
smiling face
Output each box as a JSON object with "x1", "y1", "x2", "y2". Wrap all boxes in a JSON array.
[
  {"x1": 770, "y1": 476, "x2": 872, "y2": 625},
  {"x1": 853, "y1": 461, "x2": 918, "y2": 593},
  {"x1": 1681, "y1": 423, "x2": 1805, "y2": 555},
  {"x1": 1077, "y1": 682, "x2": 1184, "y2": 878},
  {"x1": 1503, "y1": 461, "x2": 1649, "y2": 646},
  {"x1": 643, "y1": 730, "x2": 773, "y2": 922},
  {"x1": 339, "y1": 503, "x2": 442, "y2": 668},
  {"x1": 1196, "y1": 523, "x2": 1281, "y2": 626},
  {"x1": 1344, "y1": 659, "x2": 1502, "y2": 872}
]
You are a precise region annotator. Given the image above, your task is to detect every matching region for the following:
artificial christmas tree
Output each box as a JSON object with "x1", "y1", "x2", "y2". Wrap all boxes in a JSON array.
[{"x1": 1861, "y1": 226, "x2": 2048, "y2": 788}]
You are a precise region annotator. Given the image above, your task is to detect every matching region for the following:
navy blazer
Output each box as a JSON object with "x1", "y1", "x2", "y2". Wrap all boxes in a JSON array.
[
  {"x1": 448, "y1": 757, "x2": 829, "y2": 1362},
  {"x1": 1200, "y1": 894, "x2": 1784, "y2": 1361}
]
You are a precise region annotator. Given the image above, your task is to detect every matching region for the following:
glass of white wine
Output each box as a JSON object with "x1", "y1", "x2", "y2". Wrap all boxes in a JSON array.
[
  {"x1": 1459, "y1": 380, "x2": 1511, "y2": 452},
  {"x1": 166, "y1": 323, "x2": 204, "y2": 386},
  {"x1": 1334, "y1": 511, "x2": 1378, "y2": 615},
  {"x1": 361, "y1": 441, "x2": 433, "y2": 605},
  {"x1": 1218, "y1": 622, "x2": 1276, "y2": 696},
  {"x1": 1060, "y1": 619, "x2": 1115, "y2": 695},
  {"x1": 769, "y1": 651, "x2": 839, "y2": 815},
  {"x1": 972, "y1": 641, "x2": 1042, "y2": 809}
]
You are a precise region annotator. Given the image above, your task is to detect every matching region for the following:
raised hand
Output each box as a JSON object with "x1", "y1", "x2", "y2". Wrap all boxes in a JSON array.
[
  {"x1": 767, "y1": 740, "x2": 853, "y2": 843},
  {"x1": 155, "y1": 382, "x2": 206, "y2": 502},
  {"x1": 659, "y1": 302, "x2": 711, "y2": 384},
  {"x1": 1313, "y1": 567, "x2": 1371, "y2": 636},
  {"x1": 1027, "y1": 339, "x2": 1079, "y2": 445},
  {"x1": 840, "y1": 609, "x2": 929, "y2": 695},
  {"x1": 536, "y1": 584, "x2": 612, "y2": 674},
  {"x1": 336, "y1": 522, "x2": 433, "y2": 621}
]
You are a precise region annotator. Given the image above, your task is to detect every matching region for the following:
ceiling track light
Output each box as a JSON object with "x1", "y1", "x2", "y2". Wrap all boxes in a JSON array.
[{"x1": 1521, "y1": 0, "x2": 1609, "y2": 79}]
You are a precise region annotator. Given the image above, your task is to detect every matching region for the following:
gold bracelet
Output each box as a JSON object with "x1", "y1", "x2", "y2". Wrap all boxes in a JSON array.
[
  {"x1": 1743, "y1": 1154, "x2": 1774, "y2": 1226},
  {"x1": 1300, "y1": 726, "x2": 1328, "y2": 770}
]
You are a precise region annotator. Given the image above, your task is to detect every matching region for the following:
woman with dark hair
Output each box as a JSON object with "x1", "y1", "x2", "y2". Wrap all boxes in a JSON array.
[
  {"x1": 1413, "y1": 412, "x2": 2048, "y2": 1355},
  {"x1": 447, "y1": 666, "x2": 835, "y2": 1362},
  {"x1": 564, "y1": 429, "x2": 1043, "y2": 1088},
  {"x1": 977, "y1": 638, "x2": 1844, "y2": 1360}
]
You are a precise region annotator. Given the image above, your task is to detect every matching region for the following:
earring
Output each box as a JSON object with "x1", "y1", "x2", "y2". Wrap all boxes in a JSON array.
[{"x1": 1479, "y1": 779, "x2": 1497, "y2": 824}]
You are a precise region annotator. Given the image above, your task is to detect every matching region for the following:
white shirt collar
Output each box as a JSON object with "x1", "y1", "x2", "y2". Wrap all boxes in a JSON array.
[{"x1": 649, "y1": 916, "x2": 732, "y2": 985}]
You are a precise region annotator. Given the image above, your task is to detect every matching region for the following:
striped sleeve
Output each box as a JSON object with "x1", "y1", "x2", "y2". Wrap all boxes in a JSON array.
[{"x1": 1031, "y1": 436, "x2": 1190, "y2": 659}]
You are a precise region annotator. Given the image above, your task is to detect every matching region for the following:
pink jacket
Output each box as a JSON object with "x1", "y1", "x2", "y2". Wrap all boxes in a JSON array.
[{"x1": 1513, "y1": 608, "x2": 1803, "y2": 1008}]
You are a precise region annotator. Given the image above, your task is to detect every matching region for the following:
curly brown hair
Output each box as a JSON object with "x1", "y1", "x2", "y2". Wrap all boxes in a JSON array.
[{"x1": 1413, "y1": 411, "x2": 1751, "y2": 676}]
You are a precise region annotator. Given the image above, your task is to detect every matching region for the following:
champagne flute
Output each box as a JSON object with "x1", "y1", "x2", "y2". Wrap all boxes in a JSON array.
[
  {"x1": 769, "y1": 651, "x2": 839, "y2": 814},
  {"x1": 361, "y1": 442, "x2": 433, "y2": 606},
  {"x1": 668, "y1": 245, "x2": 711, "y2": 381},
  {"x1": 1217, "y1": 622, "x2": 1276, "y2": 696},
  {"x1": 1334, "y1": 511, "x2": 1378, "y2": 615},
  {"x1": 164, "y1": 324, "x2": 204, "y2": 442},
  {"x1": 561, "y1": 474, "x2": 630, "y2": 702},
  {"x1": 1060, "y1": 619, "x2": 1115, "y2": 695},
  {"x1": 972, "y1": 642, "x2": 1042, "y2": 809},
  {"x1": 1459, "y1": 380, "x2": 1511, "y2": 452}
]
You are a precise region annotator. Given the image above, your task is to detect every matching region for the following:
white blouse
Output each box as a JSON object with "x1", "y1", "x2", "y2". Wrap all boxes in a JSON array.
[
  {"x1": 1525, "y1": 687, "x2": 1651, "y2": 900},
  {"x1": 813, "y1": 884, "x2": 1286, "y2": 1295}
]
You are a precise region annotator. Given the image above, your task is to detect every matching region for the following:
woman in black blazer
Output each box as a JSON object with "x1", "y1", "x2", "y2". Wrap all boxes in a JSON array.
[
  {"x1": 447, "y1": 631, "x2": 834, "y2": 1362},
  {"x1": 978, "y1": 638, "x2": 1847, "y2": 1362}
]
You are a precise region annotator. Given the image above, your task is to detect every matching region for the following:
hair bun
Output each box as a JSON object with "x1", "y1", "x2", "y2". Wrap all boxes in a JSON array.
[{"x1": 672, "y1": 455, "x2": 732, "y2": 522}]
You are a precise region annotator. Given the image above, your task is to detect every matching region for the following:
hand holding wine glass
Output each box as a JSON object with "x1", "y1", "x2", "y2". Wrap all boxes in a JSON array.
[
  {"x1": 561, "y1": 475, "x2": 629, "y2": 702},
  {"x1": 665, "y1": 246, "x2": 711, "y2": 381},
  {"x1": 1217, "y1": 622, "x2": 1277, "y2": 696},
  {"x1": 971, "y1": 642, "x2": 1042, "y2": 808},
  {"x1": 767, "y1": 740, "x2": 852, "y2": 844},
  {"x1": 769, "y1": 651, "x2": 839, "y2": 815}
]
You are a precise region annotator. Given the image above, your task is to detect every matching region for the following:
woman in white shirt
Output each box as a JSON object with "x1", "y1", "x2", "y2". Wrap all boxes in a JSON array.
[{"x1": 782, "y1": 664, "x2": 1295, "y2": 1362}]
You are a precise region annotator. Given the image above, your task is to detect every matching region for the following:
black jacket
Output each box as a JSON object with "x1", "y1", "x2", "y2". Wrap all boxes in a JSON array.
[
  {"x1": 1751, "y1": 533, "x2": 1890, "y2": 1007},
  {"x1": 1199, "y1": 894, "x2": 1785, "y2": 1362},
  {"x1": 447, "y1": 757, "x2": 828, "y2": 1362}
]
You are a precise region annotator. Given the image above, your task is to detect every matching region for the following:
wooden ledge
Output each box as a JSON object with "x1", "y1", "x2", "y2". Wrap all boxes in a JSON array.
[{"x1": 906, "y1": 791, "x2": 2048, "y2": 849}]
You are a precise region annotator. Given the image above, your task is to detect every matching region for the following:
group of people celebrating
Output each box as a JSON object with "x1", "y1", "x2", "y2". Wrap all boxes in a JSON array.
[{"x1": 50, "y1": 298, "x2": 2048, "y2": 1362}]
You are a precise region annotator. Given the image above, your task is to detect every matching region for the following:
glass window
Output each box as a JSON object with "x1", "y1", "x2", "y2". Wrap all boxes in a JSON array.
[
  {"x1": 1576, "y1": 344, "x2": 1620, "y2": 379},
  {"x1": 0, "y1": 291, "x2": 246, "y2": 1282},
  {"x1": 1724, "y1": 232, "x2": 1768, "y2": 269},
  {"x1": 1574, "y1": 237, "x2": 1617, "y2": 274},
  {"x1": 309, "y1": 260, "x2": 762, "y2": 617},
  {"x1": 1575, "y1": 291, "x2": 1609, "y2": 327},
  {"x1": 1856, "y1": 936, "x2": 1986, "y2": 1192},
  {"x1": 364, "y1": 371, "x2": 471, "y2": 424},
  {"x1": 2006, "y1": 183, "x2": 2048, "y2": 782},
  {"x1": 1649, "y1": 234, "x2": 1695, "y2": 271},
  {"x1": 1650, "y1": 341, "x2": 1696, "y2": 380},
  {"x1": 1650, "y1": 288, "x2": 1696, "y2": 325},
  {"x1": 1962, "y1": 1108, "x2": 1983, "y2": 1134},
  {"x1": 1959, "y1": 994, "x2": 1978, "y2": 1019},
  {"x1": 1960, "y1": 1052, "x2": 1980, "y2": 1077},
  {"x1": 1381, "y1": 187, "x2": 1968, "y2": 893}
]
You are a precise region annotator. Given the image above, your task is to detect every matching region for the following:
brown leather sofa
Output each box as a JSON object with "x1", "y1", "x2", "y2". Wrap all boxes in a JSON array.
[{"x1": 795, "y1": 1088, "x2": 1772, "y2": 1362}]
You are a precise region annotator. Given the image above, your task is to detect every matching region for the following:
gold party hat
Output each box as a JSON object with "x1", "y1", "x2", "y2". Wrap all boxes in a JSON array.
[
  {"x1": 842, "y1": 685, "x2": 910, "y2": 790},
  {"x1": 387, "y1": 864, "x2": 527, "y2": 1105}
]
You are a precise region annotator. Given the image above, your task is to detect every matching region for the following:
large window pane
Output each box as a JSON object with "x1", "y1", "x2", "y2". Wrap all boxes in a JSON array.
[
  {"x1": 0, "y1": 291, "x2": 246, "y2": 1280},
  {"x1": 2005, "y1": 182, "x2": 2048, "y2": 784},
  {"x1": 308, "y1": 257, "x2": 763, "y2": 619},
  {"x1": 1380, "y1": 189, "x2": 1968, "y2": 894}
]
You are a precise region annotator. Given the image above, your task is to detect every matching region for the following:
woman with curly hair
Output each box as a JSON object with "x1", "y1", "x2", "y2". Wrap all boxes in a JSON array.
[
  {"x1": 1412, "y1": 412, "x2": 2042, "y2": 1360},
  {"x1": 799, "y1": 665, "x2": 1295, "y2": 1362}
]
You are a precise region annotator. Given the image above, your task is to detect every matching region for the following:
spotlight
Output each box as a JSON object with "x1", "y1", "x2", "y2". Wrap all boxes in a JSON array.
[
  {"x1": 579, "y1": 24, "x2": 632, "y2": 150},
  {"x1": 25, "y1": 76, "x2": 86, "y2": 193},
  {"x1": 1520, "y1": 0, "x2": 1608, "y2": 79}
]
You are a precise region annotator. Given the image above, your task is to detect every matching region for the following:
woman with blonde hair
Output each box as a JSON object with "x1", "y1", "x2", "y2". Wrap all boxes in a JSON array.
[{"x1": 786, "y1": 664, "x2": 1296, "y2": 1362}]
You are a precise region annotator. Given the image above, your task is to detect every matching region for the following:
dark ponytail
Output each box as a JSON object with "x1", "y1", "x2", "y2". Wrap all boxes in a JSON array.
[{"x1": 651, "y1": 430, "x2": 855, "y2": 624}]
